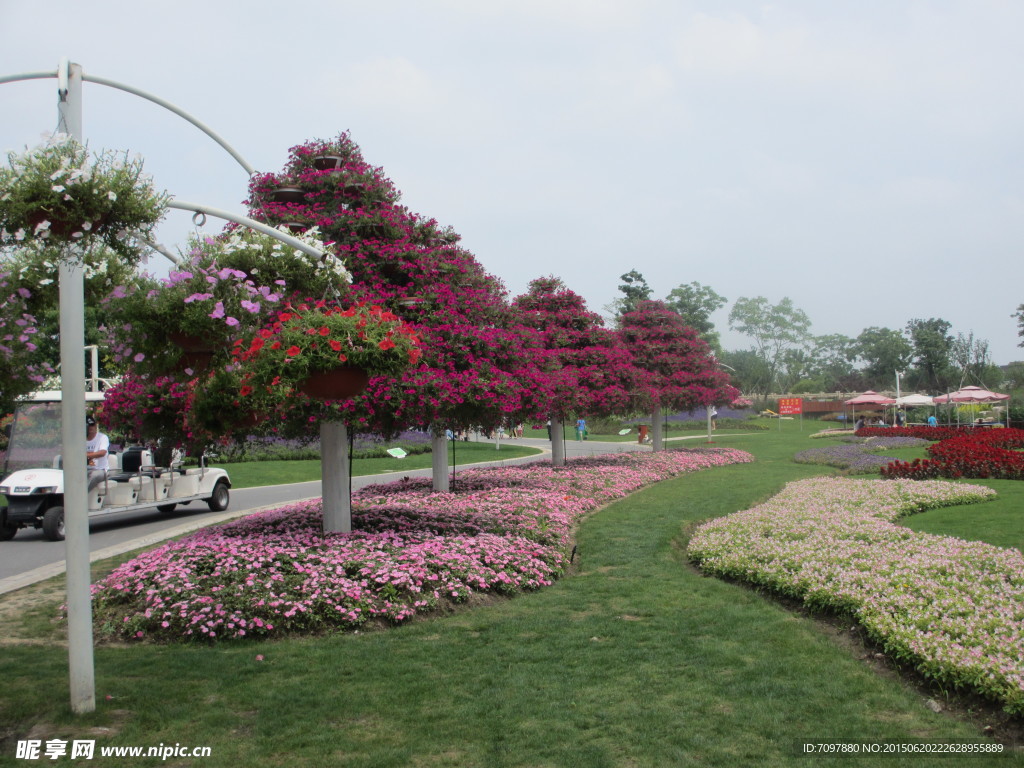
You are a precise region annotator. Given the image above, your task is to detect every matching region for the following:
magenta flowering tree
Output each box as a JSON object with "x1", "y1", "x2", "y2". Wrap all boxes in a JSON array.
[
  {"x1": 246, "y1": 133, "x2": 548, "y2": 490},
  {"x1": 618, "y1": 300, "x2": 738, "y2": 451},
  {"x1": 512, "y1": 276, "x2": 649, "y2": 465}
]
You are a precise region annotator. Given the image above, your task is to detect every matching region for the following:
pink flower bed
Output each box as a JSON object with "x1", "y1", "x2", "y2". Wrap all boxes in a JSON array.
[
  {"x1": 91, "y1": 448, "x2": 752, "y2": 642},
  {"x1": 687, "y1": 478, "x2": 1024, "y2": 713}
]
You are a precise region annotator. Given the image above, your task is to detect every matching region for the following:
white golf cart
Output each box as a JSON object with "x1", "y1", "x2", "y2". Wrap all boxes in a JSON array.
[{"x1": 1, "y1": 390, "x2": 230, "y2": 541}]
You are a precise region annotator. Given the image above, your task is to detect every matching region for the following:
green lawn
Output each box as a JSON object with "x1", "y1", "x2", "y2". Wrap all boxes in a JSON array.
[
  {"x1": 216, "y1": 442, "x2": 541, "y2": 489},
  {"x1": 0, "y1": 418, "x2": 1017, "y2": 766}
]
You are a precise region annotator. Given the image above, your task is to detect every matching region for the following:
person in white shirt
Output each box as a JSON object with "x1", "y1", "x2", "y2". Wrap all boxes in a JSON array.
[{"x1": 86, "y1": 416, "x2": 110, "y2": 471}]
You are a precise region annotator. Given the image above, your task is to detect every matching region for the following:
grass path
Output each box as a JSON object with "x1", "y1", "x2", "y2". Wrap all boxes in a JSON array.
[{"x1": 0, "y1": 424, "x2": 1014, "y2": 766}]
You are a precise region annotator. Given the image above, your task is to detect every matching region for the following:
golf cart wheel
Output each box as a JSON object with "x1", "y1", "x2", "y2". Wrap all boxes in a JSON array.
[
  {"x1": 206, "y1": 481, "x2": 229, "y2": 512},
  {"x1": 0, "y1": 515, "x2": 17, "y2": 541},
  {"x1": 42, "y1": 506, "x2": 65, "y2": 542},
  {"x1": 157, "y1": 503, "x2": 177, "y2": 514}
]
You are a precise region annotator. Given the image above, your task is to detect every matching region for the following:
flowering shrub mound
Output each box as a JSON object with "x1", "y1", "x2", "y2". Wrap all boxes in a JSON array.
[
  {"x1": 90, "y1": 448, "x2": 753, "y2": 642},
  {"x1": 687, "y1": 478, "x2": 1024, "y2": 714},
  {"x1": 877, "y1": 427, "x2": 1024, "y2": 481},
  {"x1": 794, "y1": 436, "x2": 929, "y2": 473}
]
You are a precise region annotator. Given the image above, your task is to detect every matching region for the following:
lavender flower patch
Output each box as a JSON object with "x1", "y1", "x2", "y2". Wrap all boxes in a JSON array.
[
  {"x1": 687, "y1": 478, "x2": 1024, "y2": 713},
  {"x1": 795, "y1": 437, "x2": 929, "y2": 473}
]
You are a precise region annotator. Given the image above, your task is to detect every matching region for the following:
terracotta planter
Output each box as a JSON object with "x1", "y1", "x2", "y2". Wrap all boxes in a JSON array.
[
  {"x1": 270, "y1": 187, "x2": 306, "y2": 204},
  {"x1": 298, "y1": 367, "x2": 370, "y2": 400},
  {"x1": 169, "y1": 332, "x2": 215, "y2": 372},
  {"x1": 311, "y1": 155, "x2": 344, "y2": 171},
  {"x1": 168, "y1": 332, "x2": 210, "y2": 352}
]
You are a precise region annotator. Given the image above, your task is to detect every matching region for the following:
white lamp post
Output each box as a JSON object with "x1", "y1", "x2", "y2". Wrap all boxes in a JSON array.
[{"x1": 1, "y1": 59, "x2": 328, "y2": 713}]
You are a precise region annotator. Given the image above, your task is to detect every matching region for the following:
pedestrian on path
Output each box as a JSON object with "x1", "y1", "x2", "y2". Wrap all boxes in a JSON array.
[{"x1": 576, "y1": 417, "x2": 587, "y2": 441}]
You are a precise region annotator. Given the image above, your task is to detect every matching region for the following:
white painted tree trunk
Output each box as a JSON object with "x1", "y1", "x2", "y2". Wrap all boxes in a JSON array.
[
  {"x1": 551, "y1": 416, "x2": 566, "y2": 467},
  {"x1": 321, "y1": 420, "x2": 351, "y2": 533},
  {"x1": 432, "y1": 429, "x2": 450, "y2": 492},
  {"x1": 651, "y1": 407, "x2": 664, "y2": 452}
]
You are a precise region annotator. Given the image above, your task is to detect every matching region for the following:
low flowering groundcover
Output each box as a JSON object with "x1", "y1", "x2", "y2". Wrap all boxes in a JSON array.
[
  {"x1": 794, "y1": 436, "x2": 930, "y2": 473},
  {"x1": 687, "y1": 477, "x2": 1024, "y2": 714},
  {"x1": 89, "y1": 448, "x2": 753, "y2": 642}
]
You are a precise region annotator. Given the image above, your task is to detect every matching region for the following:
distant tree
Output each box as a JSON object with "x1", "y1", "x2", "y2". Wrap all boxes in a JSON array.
[
  {"x1": 807, "y1": 334, "x2": 862, "y2": 392},
  {"x1": 778, "y1": 348, "x2": 812, "y2": 394},
  {"x1": 906, "y1": 318, "x2": 954, "y2": 392},
  {"x1": 727, "y1": 296, "x2": 811, "y2": 401},
  {"x1": 950, "y1": 332, "x2": 1000, "y2": 388},
  {"x1": 854, "y1": 327, "x2": 913, "y2": 391},
  {"x1": 1014, "y1": 304, "x2": 1024, "y2": 347},
  {"x1": 717, "y1": 349, "x2": 768, "y2": 400},
  {"x1": 663, "y1": 281, "x2": 727, "y2": 351},
  {"x1": 607, "y1": 269, "x2": 653, "y2": 318}
]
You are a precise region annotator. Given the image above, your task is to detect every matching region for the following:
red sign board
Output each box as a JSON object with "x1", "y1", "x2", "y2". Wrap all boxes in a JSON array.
[{"x1": 778, "y1": 398, "x2": 803, "y2": 415}]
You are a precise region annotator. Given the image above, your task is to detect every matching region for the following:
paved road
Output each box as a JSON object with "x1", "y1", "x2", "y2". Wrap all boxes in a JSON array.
[{"x1": 0, "y1": 436, "x2": 660, "y2": 594}]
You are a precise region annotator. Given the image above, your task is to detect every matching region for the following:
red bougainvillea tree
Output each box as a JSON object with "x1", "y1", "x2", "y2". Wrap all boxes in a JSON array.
[
  {"x1": 245, "y1": 133, "x2": 549, "y2": 489},
  {"x1": 618, "y1": 300, "x2": 738, "y2": 450},
  {"x1": 512, "y1": 275, "x2": 650, "y2": 465}
]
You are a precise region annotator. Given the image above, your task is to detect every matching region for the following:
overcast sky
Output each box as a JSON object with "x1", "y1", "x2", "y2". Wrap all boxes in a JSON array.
[{"x1": 2, "y1": 0, "x2": 1022, "y2": 370}]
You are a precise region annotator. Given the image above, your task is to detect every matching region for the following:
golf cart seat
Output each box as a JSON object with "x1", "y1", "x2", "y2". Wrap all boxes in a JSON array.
[{"x1": 108, "y1": 446, "x2": 162, "y2": 481}]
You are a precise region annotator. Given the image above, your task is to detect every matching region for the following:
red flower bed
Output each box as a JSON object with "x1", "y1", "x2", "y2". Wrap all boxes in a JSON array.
[{"x1": 877, "y1": 427, "x2": 1024, "y2": 481}]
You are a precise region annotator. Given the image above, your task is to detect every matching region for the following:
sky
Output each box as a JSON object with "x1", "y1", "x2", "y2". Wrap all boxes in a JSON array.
[{"x1": 2, "y1": 0, "x2": 1022, "y2": 368}]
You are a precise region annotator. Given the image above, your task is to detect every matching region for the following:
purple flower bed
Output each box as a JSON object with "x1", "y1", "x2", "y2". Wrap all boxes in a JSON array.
[
  {"x1": 90, "y1": 447, "x2": 754, "y2": 642},
  {"x1": 211, "y1": 430, "x2": 432, "y2": 462},
  {"x1": 795, "y1": 436, "x2": 930, "y2": 473}
]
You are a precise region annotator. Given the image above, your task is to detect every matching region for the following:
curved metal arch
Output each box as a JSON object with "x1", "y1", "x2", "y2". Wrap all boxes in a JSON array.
[
  {"x1": 0, "y1": 66, "x2": 255, "y2": 175},
  {"x1": 166, "y1": 199, "x2": 325, "y2": 259}
]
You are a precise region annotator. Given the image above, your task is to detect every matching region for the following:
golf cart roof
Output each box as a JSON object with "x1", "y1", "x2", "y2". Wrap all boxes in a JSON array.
[{"x1": 21, "y1": 390, "x2": 106, "y2": 403}]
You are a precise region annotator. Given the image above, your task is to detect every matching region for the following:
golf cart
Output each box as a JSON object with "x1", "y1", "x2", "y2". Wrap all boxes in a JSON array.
[{"x1": 0, "y1": 390, "x2": 230, "y2": 541}]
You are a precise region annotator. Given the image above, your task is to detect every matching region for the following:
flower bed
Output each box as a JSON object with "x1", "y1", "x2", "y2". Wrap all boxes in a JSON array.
[
  {"x1": 687, "y1": 477, "x2": 1024, "y2": 713},
  {"x1": 794, "y1": 436, "x2": 930, "y2": 473},
  {"x1": 877, "y1": 427, "x2": 1024, "y2": 481},
  {"x1": 90, "y1": 447, "x2": 753, "y2": 642}
]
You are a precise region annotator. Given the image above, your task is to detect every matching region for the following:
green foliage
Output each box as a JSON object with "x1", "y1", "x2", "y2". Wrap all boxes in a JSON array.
[
  {"x1": 608, "y1": 268, "x2": 652, "y2": 317},
  {"x1": 854, "y1": 326, "x2": 913, "y2": 389},
  {"x1": 727, "y1": 296, "x2": 811, "y2": 399},
  {"x1": 906, "y1": 317, "x2": 955, "y2": 392},
  {"x1": 663, "y1": 281, "x2": 726, "y2": 350}
]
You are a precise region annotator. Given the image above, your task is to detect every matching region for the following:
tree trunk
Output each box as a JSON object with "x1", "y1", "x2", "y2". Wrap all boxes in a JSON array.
[
  {"x1": 651, "y1": 407, "x2": 664, "y2": 452},
  {"x1": 431, "y1": 427, "x2": 450, "y2": 492},
  {"x1": 321, "y1": 420, "x2": 351, "y2": 533},
  {"x1": 551, "y1": 416, "x2": 566, "y2": 467}
]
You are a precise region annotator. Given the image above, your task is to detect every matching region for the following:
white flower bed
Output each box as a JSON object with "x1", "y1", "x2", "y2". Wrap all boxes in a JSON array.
[{"x1": 688, "y1": 477, "x2": 1024, "y2": 713}]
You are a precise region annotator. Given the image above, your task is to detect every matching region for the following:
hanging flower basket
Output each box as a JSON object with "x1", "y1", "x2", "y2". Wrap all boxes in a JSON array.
[
  {"x1": 270, "y1": 187, "x2": 306, "y2": 204},
  {"x1": 168, "y1": 331, "x2": 211, "y2": 353},
  {"x1": 0, "y1": 134, "x2": 168, "y2": 264},
  {"x1": 298, "y1": 366, "x2": 370, "y2": 400},
  {"x1": 233, "y1": 301, "x2": 422, "y2": 408},
  {"x1": 168, "y1": 331, "x2": 216, "y2": 373},
  {"x1": 311, "y1": 155, "x2": 344, "y2": 171}
]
